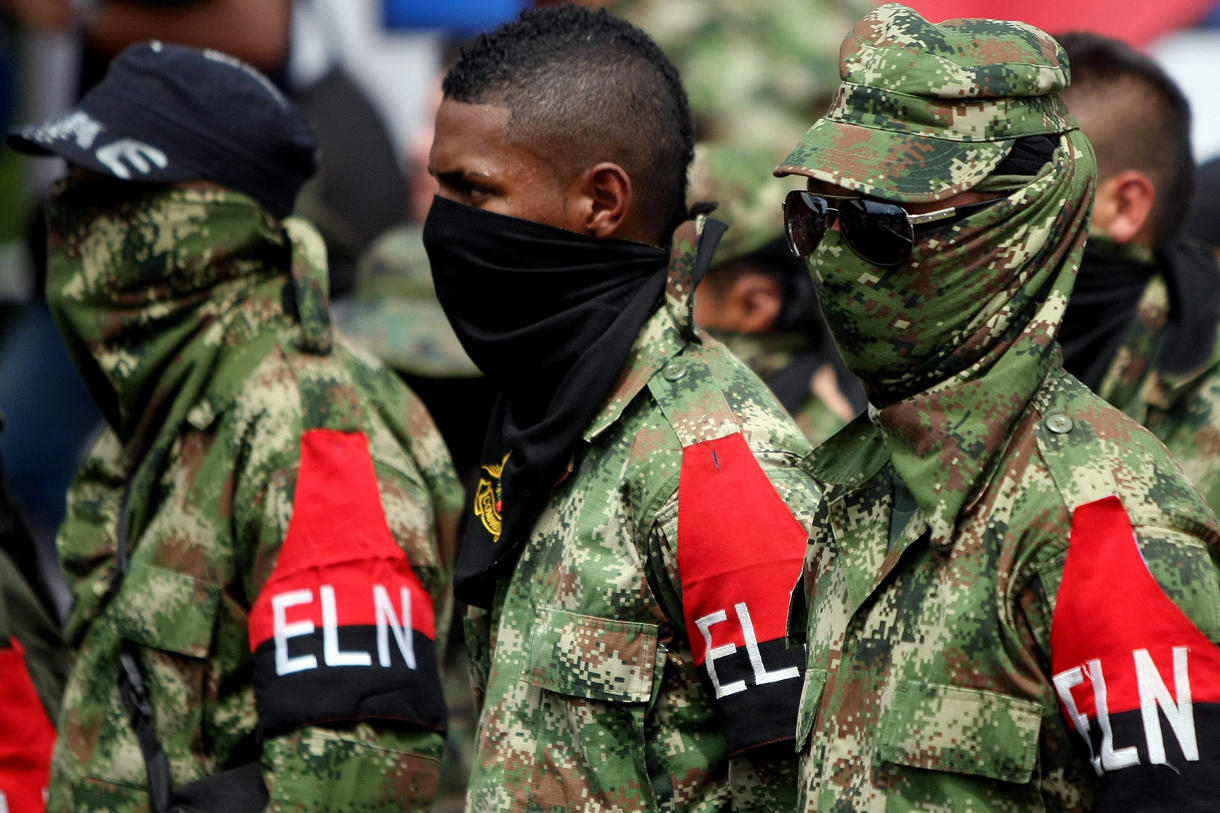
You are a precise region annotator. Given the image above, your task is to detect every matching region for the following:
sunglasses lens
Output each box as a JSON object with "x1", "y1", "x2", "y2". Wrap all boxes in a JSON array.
[
  {"x1": 783, "y1": 191, "x2": 829, "y2": 257},
  {"x1": 840, "y1": 198, "x2": 914, "y2": 267}
]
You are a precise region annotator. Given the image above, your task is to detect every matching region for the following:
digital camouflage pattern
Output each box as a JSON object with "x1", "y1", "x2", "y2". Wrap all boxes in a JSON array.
[
  {"x1": 775, "y1": 3, "x2": 1077, "y2": 203},
  {"x1": 1091, "y1": 250, "x2": 1220, "y2": 516},
  {"x1": 464, "y1": 219, "x2": 822, "y2": 812},
  {"x1": 780, "y1": 7, "x2": 1220, "y2": 811},
  {"x1": 44, "y1": 186, "x2": 462, "y2": 812},
  {"x1": 689, "y1": 144, "x2": 856, "y2": 447},
  {"x1": 789, "y1": 369, "x2": 1220, "y2": 812},
  {"x1": 611, "y1": 0, "x2": 867, "y2": 161},
  {"x1": 337, "y1": 225, "x2": 480, "y2": 379},
  {"x1": 704, "y1": 331, "x2": 848, "y2": 448}
]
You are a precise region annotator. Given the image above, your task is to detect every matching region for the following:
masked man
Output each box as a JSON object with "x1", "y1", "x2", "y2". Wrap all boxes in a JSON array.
[
  {"x1": 779, "y1": 6, "x2": 1220, "y2": 811},
  {"x1": 423, "y1": 7, "x2": 822, "y2": 811},
  {"x1": 1057, "y1": 33, "x2": 1220, "y2": 516},
  {"x1": 9, "y1": 43, "x2": 461, "y2": 812}
]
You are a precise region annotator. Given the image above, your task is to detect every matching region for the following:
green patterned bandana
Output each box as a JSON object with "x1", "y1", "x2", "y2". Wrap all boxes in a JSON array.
[
  {"x1": 810, "y1": 130, "x2": 1096, "y2": 542},
  {"x1": 46, "y1": 182, "x2": 291, "y2": 450},
  {"x1": 46, "y1": 180, "x2": 332, "y2": 543}
]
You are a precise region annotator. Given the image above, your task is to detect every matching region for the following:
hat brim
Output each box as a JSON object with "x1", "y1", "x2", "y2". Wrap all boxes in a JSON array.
[
  {"x1": 6, "y1": 101, "x2": 196, "y2": 184},
  {"x1": 774, "y1": 118, "x2": 1014, "y2": 204}
]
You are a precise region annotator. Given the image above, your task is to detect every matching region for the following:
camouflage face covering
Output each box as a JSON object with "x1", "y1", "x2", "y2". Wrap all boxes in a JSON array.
[
  {"x1": 45, "y1": 181, "x2": 287, "y2": 451},
  {"x1": 809, "y1": 130, "x2": 1096, "y2": 542}
]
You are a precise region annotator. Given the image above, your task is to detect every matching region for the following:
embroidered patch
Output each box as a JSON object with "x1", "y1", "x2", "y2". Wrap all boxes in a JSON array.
[
  {"x1": 1051, "y1": 495, "x2": 1220, "y2": 809},
  {"x1": 248, "y1": 429, "x2": 446, "y2": 736},
  {"x1": 677, "y1": 432, "x2": 808, "y2": 754},
  {"x1": 474, "y1": 452, "x2": 509, "y2": 543}
]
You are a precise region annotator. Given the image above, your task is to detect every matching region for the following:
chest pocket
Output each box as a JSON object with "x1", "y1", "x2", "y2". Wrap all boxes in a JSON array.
[
  {"x1": 878, "y1": 681, "x2": 1042, "y2": 784},
  {"x1": 111, "y1": 562, "x2": 222, "y2": 658},
  {"x1": 524, "y1": 608, "x2": 660, "y2": 703}
]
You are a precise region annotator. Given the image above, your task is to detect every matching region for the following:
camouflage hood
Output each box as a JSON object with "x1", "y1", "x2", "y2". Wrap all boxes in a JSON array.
[
  {"x1": 815, "y1": 130, "x2": 1096, "y2": 543},
  {"x1": 45, "y1": 181, "x2": 331, "y2": 476}
]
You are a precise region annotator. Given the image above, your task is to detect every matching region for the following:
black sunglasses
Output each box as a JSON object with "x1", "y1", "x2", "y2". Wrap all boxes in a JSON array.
[{"x1": 782, "y1": 190, "x2": 1000, "y2": 267}]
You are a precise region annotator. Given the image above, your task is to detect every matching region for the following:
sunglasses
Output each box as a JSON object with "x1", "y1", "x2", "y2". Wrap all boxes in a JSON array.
[{"x1": 782, "y1": 190, "x2": 1000, "y2": 267}]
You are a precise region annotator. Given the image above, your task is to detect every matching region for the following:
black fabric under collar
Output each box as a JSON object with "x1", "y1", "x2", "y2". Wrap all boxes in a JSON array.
[
  {"x1": 1061, "y1": 241, "x2": 1157, "y2": 391},
  {"x1": 424, "y1": 197, "x2": 709, "y2": 607}
]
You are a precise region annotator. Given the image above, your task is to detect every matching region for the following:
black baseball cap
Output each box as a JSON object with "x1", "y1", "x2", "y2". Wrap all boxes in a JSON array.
[{"x1": 7, "y1": 41, "x2": 318, "y2": 217}]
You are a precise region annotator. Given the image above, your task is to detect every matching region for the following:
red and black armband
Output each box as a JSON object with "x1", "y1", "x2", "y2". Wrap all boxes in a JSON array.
[
  {"x1": 1051, "y1": 496, "x2": 1220, "y2": 810},
  {"x1": 248, "y1": 429, "x2": 446, "y2": 737},
  {"x1": 677, "y1": 432, "x2": 808, "y2": 755}
]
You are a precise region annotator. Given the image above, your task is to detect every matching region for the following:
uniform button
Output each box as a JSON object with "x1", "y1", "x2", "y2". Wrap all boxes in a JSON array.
[
  {"x1": 662, "y1": 361, "x2": 687, "y2": 381},
  {"x1": 1045, "y1": 412, "x2": 1074, "y2": 434}
]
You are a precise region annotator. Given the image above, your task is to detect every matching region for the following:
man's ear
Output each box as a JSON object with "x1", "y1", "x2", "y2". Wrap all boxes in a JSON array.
[
  {"x1": 727, "y1": 273, "x2": 783, "y2": 334},
  {"x1": 1092, "y1": 170, "x2": 1156, "y2": 246},
  {"x1": 569, "y1": 162, "x2": 633, "y2": 240}
]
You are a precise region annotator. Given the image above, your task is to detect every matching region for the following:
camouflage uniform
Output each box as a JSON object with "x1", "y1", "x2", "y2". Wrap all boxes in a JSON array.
[
  {"x1": 778, "y1": 6, "x2": 1220, "y2": 811},
  {"x1": 339, "y1": 229, "x2": 483, "y2": 813},
  {"x1": 45, "y1": 186, "x2": 462, "y2": 812},
  {"x1": 464, "y1": 219, "x2": 822, "y2": 812},
  {"x1": 690, "y1": 143, "x2": 861, "y2": 447},
  {"x1": 611, "y1": 0, "x2": 869, "y2": 160},
  {"x1": 1081, "y1": 239, "x2": 1220, "y2": 516}
]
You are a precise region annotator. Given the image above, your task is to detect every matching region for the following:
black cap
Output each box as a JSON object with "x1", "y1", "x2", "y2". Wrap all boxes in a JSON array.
[{"x1": 7, "y1": 41, "x2": 318, "y2": 217}]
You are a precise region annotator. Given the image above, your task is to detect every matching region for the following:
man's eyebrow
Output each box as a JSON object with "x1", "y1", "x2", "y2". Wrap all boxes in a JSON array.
[{"x1": 430, "y1": 168, "x2": 492, "y2": 185}]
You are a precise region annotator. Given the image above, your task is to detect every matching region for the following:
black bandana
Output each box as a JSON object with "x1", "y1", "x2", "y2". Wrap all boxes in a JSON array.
[
  {"x1": 423, "y1": 195, "x2": 670, "y2": 607},
  {"x1": 1060, "y1": 240, "x2": 1157, "y2": 391}
]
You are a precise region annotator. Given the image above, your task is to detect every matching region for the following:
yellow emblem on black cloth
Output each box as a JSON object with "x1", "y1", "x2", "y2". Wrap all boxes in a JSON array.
[{"x1": 474, "y1": 453, "x2": 510, "y2": 542}]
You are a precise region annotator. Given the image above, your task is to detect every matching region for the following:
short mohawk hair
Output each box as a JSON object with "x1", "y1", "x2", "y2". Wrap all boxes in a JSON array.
[{"x1": 444, "y1": 5, "x2": 695, "y2": 241}]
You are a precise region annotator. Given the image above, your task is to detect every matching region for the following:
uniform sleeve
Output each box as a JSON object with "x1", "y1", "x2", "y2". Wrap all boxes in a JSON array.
[
  {"x1": 245, "y1": 428, "x2": 450, "y2": 810},
  {"x1": 1023, "y1": 496, "x2": 1220, "y2": 812},
  {"x1": 645, "y1": 432, "x2": 817, "y2": 809}
]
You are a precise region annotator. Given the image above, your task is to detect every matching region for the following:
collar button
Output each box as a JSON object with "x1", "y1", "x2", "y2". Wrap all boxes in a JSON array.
[{"x1": 1045, "y1": 412, "x2": 1074, "y2": 434}]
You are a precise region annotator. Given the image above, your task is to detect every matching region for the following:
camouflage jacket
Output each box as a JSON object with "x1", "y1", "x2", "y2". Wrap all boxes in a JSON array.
[
  {"x1": 464, "y1": 221, "x2": 823, "y2": 812},
  {"x1": 1095, "y1": 264, "x2": 1220, "y2": 517},
  {"x1": 789, "y1": 363, "x2": 1220, "y2": 812},
  {"x1": 48, "y1": 198, "x2": 462, "y2": 813},
  {"x1": 707, "y1": 331, "x2": 857, "y2": 448}
]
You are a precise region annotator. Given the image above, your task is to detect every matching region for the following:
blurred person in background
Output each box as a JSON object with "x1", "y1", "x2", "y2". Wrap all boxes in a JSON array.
[
  {"x1": 426, "y1": 7, "x2": 822, "y2": 810},
  {"x1": 689, "y1": 142, "x2": 865, "y2": 446},
  {"x1": 611, "y1": 0, "x2": 868, "y2": 162},
  {"x1": 1058, "y1": 33, "x2": 1220, "y2": 514},
  {"x1": 9, "y1": 43, "x2": 460, "y2": 812},
  {"x1": 1185, "y1": 156, "x2": 1220, "y2": 264},
  {"x1": 0, "y1": 443, "x2": 67, "y2": 813}
]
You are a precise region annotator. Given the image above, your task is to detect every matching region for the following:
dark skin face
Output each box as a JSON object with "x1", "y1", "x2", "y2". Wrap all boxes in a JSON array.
[{"x1": 429, "y1": 99, "x2": 662, "y2": 245}]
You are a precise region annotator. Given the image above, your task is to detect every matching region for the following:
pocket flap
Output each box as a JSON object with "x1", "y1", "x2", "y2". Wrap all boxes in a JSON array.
[
  {"x1": 524, "y1": 608, "x2": 659, "y2": 703},
  {"x1": 879, "y1": 682, "x2": 1042, "y2": 783},
  {"x1": 111, "y1": 563, "x2": 221, "y2": 658},
  {"x1": 796, "y1": 668, "x2": 828, "y2": 752}
]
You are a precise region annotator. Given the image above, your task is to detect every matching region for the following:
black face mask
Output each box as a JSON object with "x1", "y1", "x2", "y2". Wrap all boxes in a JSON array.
[{"x1": 423, "y1": 195, "x2": 670, "y2": 606}]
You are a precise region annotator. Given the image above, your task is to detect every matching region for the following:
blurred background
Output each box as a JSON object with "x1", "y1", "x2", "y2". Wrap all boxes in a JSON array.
[{"x1": 0, "y1": 0, "x2": 1218, "y2": 809}]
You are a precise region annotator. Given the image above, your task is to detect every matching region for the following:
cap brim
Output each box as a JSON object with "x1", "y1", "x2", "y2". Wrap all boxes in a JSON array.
[
  {"x1": 6, "y1": 101, "x2": 195, "y2": 184},
  {"x1": 774, "y1": 118, "x2": 1013, "y2": 204},
  {"x1": 337, "y1": 297, "x2": 481, "y2": 379}
]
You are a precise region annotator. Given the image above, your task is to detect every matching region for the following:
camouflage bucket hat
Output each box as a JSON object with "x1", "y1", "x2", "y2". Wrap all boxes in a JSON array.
[
  {"x1": 775, "y1": 3, "x2": 1076, "y2": 202},
  {"x1": 338, "y1": 225, "x2": 480, "y2": 378},
  {"x1": 689, "y1": 142, "x2": 803, "y2": 266}
]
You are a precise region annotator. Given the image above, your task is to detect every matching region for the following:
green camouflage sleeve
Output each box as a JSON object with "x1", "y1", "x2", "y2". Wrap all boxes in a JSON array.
[
  {"x1": 646, "y1": 491, "x2": 801, "y2": 812},
  {"x1": 237, "y1": 397, "x2": 453, "y2": 810}
]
